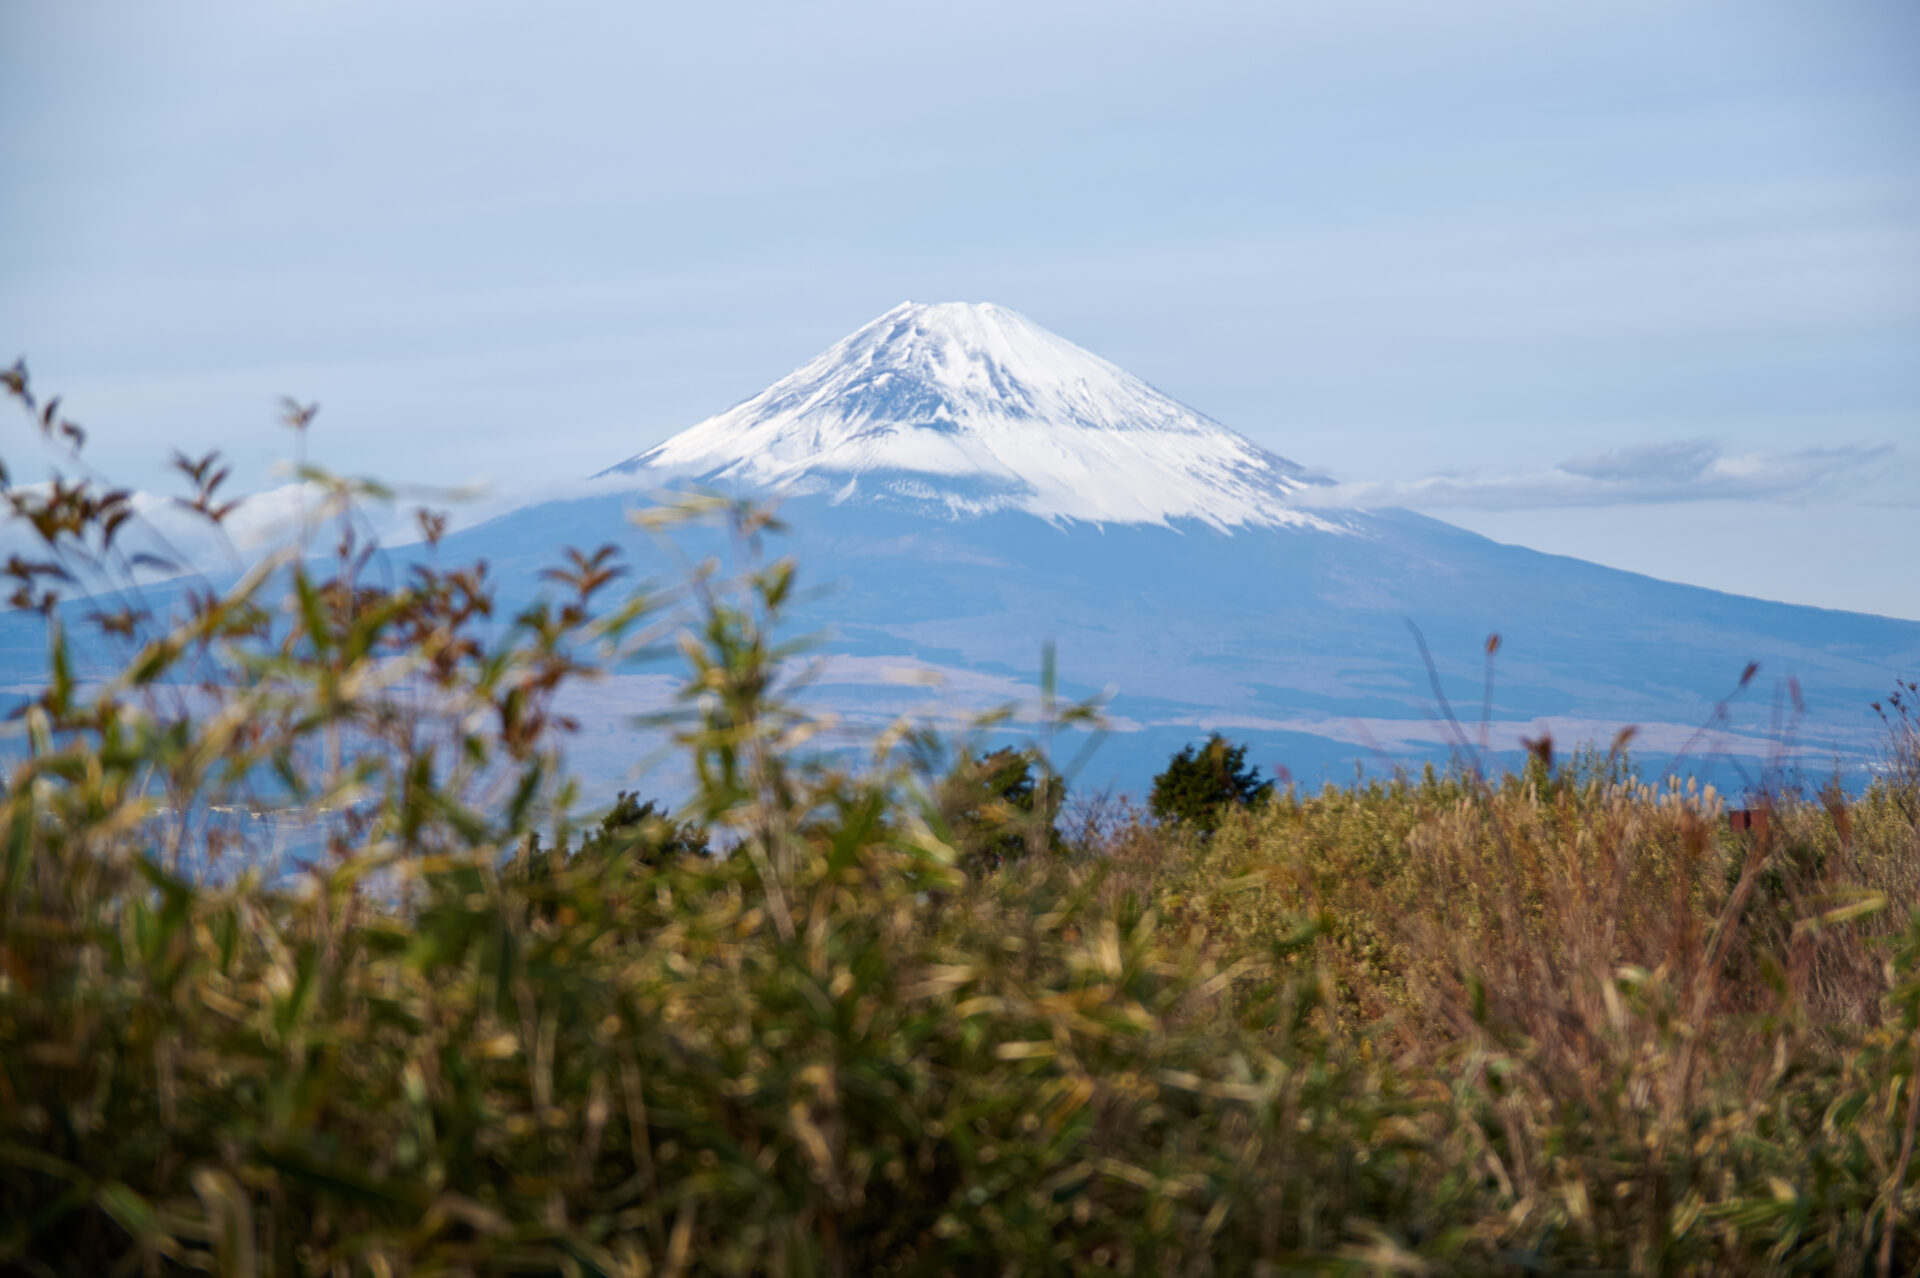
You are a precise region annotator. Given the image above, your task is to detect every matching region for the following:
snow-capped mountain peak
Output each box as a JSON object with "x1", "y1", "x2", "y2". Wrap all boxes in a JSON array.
[{"x1": 600, "y1": 301, "x2": 1336, "y2": 531}]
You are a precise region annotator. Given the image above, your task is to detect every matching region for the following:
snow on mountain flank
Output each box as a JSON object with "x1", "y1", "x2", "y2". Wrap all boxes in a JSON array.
[{"x1": 600, "y1": 302, "x2": 1341, "y2": 531}]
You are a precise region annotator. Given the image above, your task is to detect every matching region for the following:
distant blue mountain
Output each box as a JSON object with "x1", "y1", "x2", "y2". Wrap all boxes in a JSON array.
[{"x1": 432, "y1": 487, "x2": 1914, "y2": 797}]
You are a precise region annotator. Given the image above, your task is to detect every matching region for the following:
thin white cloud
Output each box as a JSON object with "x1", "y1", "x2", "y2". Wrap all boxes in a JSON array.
[
  {"x1": 0, "y1": 460, "x2": 753, "y2": 590},
  {"x1": 0, "y1": 480, "x2": 434, "y2": 586},
  {"x1": 1290, "y1": 440, "x2": 1907, "y2": 511}
]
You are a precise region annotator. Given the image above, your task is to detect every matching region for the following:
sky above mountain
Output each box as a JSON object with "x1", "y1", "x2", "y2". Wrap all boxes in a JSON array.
[{"x1": 1, "y1": 1, "x2": 1915, "y2": 616}]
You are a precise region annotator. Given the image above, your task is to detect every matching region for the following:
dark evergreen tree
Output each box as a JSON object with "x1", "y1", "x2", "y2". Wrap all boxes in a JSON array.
[
  {"x1": 1149, "y1": 733, "x2": 1271, "y2": 832},
  {"x1": 512, "y1": 793, "x2": 709, "y2": 916},
  {"x1": 576, "y1": 790, "x2": 710, "y2": 867},
  {"x1": 939, "y1": 747, "x2": 1063, "y2": 871}
]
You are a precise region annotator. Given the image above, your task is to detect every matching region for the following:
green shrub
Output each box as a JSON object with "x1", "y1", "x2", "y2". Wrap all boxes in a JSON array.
[{"x1": 1148, "y1": 733, "x2": 1272, "y2": 833}]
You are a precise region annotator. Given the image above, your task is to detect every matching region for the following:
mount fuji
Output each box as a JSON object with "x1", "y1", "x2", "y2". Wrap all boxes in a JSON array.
[
  {"x1": 412, "y1": 300, "x2": 1917, "y2": 797},
  {"x1": 7, "y1": 303, "x2": 1901, "y2": 800}
]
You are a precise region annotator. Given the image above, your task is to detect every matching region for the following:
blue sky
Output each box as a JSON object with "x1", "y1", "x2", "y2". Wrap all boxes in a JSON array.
[{"x1": 2, "y1": 0, "x2": 1916, "y2": 616}]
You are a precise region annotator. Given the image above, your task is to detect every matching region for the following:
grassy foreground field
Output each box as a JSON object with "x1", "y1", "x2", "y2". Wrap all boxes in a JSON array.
[{"x1": 2, "y1": 380, "x2": 1919, "y2": 1274}]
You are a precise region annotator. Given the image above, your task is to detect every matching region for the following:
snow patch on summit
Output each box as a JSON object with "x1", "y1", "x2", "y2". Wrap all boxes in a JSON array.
[{"x1": 601, "y1": 302, "x2": 1340, "y2": 531}]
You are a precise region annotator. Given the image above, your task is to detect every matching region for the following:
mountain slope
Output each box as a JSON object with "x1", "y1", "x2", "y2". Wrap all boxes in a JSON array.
[{"x1": 427, "y1": 487, "x2": 1915, "y2": 796}]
